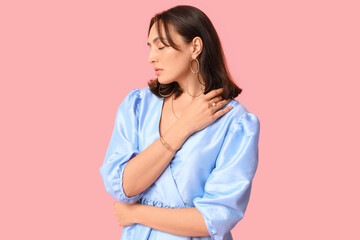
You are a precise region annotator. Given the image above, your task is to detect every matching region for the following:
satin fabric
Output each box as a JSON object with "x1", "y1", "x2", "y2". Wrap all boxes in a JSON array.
[{"x1": 99, "y1": 86, "x2": 260, "y2": 240}]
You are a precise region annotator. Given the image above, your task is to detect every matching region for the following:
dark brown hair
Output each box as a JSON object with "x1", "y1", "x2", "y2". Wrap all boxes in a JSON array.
[{"x1": 147, "y1": 5, "x2": 242, "y2": 100}]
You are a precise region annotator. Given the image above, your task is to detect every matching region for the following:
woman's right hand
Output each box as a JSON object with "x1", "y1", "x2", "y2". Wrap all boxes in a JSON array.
[{"x1": 178, "y1": 88, "x2": 233, "y2": 134}]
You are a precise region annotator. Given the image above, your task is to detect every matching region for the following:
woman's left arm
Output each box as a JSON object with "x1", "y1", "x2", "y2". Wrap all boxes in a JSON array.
[{"x1": 113, "y1": 202, "x2": 209, "y2": 237}]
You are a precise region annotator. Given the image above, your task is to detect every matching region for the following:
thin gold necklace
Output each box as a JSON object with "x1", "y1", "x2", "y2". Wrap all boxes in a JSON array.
[
  {"x1": 171, "y1": 94, "x2": 179, "y2": 120},
  {"x1": 171, "y1": 82, "x2": 205, "y2": 120}
]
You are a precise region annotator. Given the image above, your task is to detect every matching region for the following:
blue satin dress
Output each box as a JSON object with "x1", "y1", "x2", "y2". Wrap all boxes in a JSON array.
[{"x1": 99, "y1": 86, "x2": 260, "y2": 240}]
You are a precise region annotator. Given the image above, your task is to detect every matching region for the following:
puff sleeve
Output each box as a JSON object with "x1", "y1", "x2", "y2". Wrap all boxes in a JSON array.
[
  {"x1": 99, "y1": 88, "x2": 144, "y2": 204},
  {"x1": 193, "y1": 112, "x2": 260, "y2": 240}
]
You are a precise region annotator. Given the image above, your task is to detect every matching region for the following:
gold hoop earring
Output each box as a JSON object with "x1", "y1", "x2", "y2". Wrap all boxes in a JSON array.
[
  {"x1": 158, "y1": 83, "x2": 174, "y2": 97},
  {"x1": 186, "y1": 73, "x2": 205, "y2": 97},
  {"x1": 190, "y1": 58, "x2": 200, "y2": 74},
  {"x1": 196, "y1": 73, "x2": 205, "y2": 87}
]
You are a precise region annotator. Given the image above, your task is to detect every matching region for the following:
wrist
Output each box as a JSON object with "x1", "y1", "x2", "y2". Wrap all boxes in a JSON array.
[
  {"x1": 175, "y1": 119, "x2": 193, "y2": 138},
  {"x1": 133, "y1": 203, "x2": 144, "y2": 224}
]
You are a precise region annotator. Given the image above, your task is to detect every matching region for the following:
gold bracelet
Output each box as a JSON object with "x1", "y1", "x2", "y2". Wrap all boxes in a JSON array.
[{"x1": 160, "y1": 136, "x2": 176, "y2": 153}]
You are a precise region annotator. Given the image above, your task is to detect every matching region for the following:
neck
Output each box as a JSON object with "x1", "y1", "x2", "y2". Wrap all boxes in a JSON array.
[{"x1": 177, "y1": 73, "x2": 205, "y2": 99}]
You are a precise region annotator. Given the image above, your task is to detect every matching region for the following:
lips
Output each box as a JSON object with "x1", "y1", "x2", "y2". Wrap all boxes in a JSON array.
[
  {"x1": 154, "y1": 68, "x2": 163, "y2": 76},
  {"x1": 155, "y1": 69, "x2": 163, "y2": 76}
]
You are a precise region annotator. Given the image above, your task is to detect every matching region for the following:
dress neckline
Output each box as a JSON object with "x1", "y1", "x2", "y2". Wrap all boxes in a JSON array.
[{"x1": 157, "y1": 96, "x2": 165, "y2": 139}]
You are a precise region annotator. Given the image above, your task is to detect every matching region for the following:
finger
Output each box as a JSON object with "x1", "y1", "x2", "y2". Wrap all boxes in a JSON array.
[
  {"x1": 204, "y1": 88, "x2": 224, "y2": 100},
  {"x1": 211, "y1": 96, "x2": 223, "y2": 104},
  {"x1": 208, "y1": 97, "x2": 223, "y2": 108},
  {"x1": 212, "y1": 98, "x2": 231, "y2": 111},
  {"x1": 213, "y1": 104, "x2": 233, "y2": 119},
  {"x1": 214, "y1": 100, "x2": 233, "y2": 119}
]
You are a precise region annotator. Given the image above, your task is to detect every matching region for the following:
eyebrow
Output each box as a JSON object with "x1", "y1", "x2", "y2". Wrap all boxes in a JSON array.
[{"x1": 146, "y1": 37, "x2": 166, "y2": 46}]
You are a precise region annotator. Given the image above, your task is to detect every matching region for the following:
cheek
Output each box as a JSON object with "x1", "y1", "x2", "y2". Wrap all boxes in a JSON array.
[
  {"x1": 166, "y1": 53, "x2": 189, "y2": 72},
  {"x1": 163, "y1": 49, "x2": 188, "y2": 65},
  {"x1": 159, "y1": 50, "x2": 191, "y2": 82}
]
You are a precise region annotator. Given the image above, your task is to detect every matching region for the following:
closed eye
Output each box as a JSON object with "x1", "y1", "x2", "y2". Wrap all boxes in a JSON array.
[{"x1": 158, "y1": 47, "x2": 165, "y2": 50}]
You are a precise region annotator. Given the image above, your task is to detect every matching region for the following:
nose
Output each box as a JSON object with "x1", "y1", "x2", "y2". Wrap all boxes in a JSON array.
[{"x1": 147, "y1": 48, "x2": 158, "y2": 63}]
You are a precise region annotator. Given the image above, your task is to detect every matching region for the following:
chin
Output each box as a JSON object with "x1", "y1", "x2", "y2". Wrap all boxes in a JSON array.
[{"x1": 158, "y1": 77, "x2": 174, "y2": 85}]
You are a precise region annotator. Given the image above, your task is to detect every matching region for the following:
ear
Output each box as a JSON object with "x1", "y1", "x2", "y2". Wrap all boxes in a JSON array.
[{"x1": 191, "y1": 36, "x2": 203, "y2": 58}]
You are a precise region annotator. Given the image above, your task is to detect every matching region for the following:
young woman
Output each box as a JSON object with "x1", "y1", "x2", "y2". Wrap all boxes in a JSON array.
[{"x1": 99, "y1": 5, "x2": 260, "y2": 240}]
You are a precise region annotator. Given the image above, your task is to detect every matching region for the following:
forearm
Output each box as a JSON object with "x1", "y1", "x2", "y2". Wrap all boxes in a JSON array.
[
  {"x1": 133, "y1": 205, "x2": 209, "y2": 237},
  {"x1": 123, "y1": 120, "x2": 192, "y2": 197}
]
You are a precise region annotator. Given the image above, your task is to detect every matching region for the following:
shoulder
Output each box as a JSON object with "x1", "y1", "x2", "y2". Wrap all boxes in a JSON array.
[
  {"x1": 121, "y1": 88, "x2": 141, "y2": 108},
  {"x1": 128, "y1": 85, "x2": 158, "y2": 100},
  {"x1": 123, "y1": 86, "x2": 154, "y2": 104},
  {"x1": 224, "y1": 99, "x2": 260, "y2": 136},
  {"x1": 120, "y1": 86, "x2": 159, "y2": 113}
]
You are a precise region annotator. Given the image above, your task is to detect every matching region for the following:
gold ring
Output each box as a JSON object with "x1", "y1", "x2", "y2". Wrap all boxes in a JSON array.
[{"x1": 211, "y1": 99, "x2": 216, "y2": 107}]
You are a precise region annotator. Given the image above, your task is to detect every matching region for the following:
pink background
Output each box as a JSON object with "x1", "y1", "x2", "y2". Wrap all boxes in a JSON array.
[{"x1": 1, "y1": 0, "x2": 359, "y2": 239}]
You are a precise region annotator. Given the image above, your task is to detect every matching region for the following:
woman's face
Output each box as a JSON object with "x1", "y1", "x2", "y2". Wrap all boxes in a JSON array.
[{"x1": 147, "y1": 22, "x2": 192, "y2": 85}]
